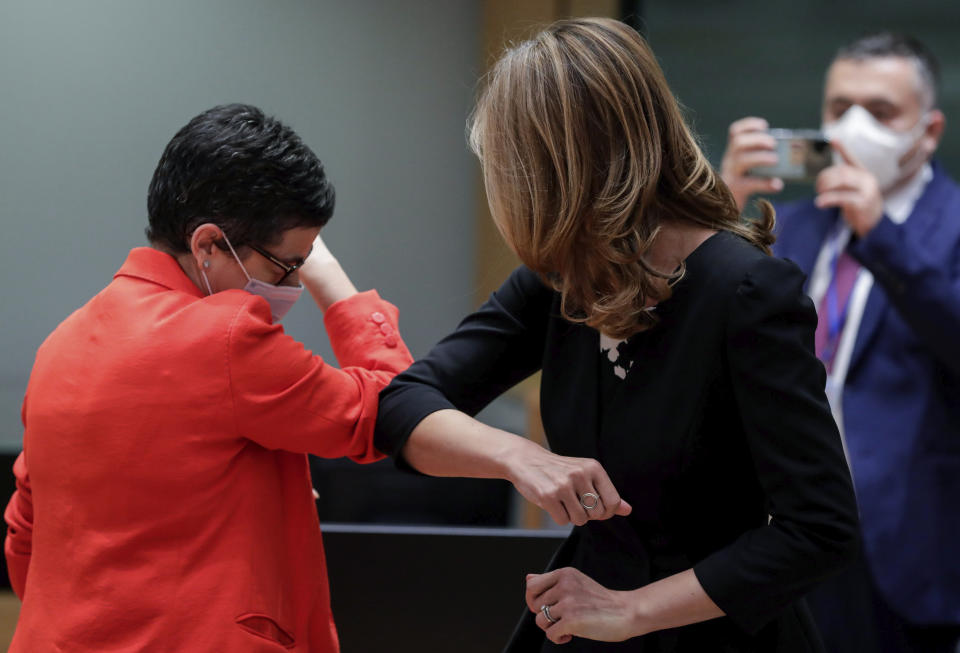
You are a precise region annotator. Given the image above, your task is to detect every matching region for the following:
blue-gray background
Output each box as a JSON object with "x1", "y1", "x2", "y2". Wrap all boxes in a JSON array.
[{"x1": 0, "y1": 0, "x2": 482, "y2": 450}]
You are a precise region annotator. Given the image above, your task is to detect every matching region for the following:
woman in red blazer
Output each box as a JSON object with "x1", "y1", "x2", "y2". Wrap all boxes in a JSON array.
[
  {"x1": 3, "y1": 104, "x2": 417, "y2": 652},
  {"x1": 4, "y1": 104, "x2": 629, "y2": 652}
]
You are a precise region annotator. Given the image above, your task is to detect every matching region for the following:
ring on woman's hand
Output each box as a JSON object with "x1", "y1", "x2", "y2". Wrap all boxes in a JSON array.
[
  {"x1": 579, "y1": 492, "x2": 600, "y2": 510},
  {"x1": 541, "y1": 603, "x2": 558, "y2": 624}
]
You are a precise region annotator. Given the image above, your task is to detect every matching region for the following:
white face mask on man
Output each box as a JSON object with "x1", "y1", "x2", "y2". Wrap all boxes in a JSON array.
[
  {"x1": 199, "y1": 232, "x2": 304, "y2": 322},
  {"x1": 823, "y1": 104, "x2": 929, "y2": 191}
]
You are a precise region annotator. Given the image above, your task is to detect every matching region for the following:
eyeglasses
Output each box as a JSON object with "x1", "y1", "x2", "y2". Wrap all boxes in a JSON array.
[{"x1": 246, "y1": 243, "x2": 305, "y2": 285}]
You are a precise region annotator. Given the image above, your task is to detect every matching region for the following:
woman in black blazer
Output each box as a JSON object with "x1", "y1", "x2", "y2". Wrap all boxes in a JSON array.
[{"x1": 374, "y1": 18, "x2": 859, "y2": 652}]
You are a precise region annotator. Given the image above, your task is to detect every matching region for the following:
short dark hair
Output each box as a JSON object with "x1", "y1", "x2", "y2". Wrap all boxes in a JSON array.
[
  {"x1": 834, "y1": 32, "x2": 941, "y2": 108},
  {"x1": 146, "y1": 104, "x2": 335, "y2": 253}
]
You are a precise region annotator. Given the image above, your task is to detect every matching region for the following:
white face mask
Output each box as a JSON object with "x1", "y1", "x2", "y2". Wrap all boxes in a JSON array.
[
  {"x1": 822, "y1": 104, "x2": 929, "y2": 191},
  {"x1": 199, "y1": 233, "x2": 304, "y2": 322}
]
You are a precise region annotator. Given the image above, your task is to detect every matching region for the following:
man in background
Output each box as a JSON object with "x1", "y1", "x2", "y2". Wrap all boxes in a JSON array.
[{"x1": 720, "y1": 33, "x2": 960, "y2": 653}]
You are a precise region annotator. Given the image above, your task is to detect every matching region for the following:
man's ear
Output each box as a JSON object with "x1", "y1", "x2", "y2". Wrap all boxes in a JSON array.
[{"x1": 923, "y1": 109, "x2": 946, "y2": 155}]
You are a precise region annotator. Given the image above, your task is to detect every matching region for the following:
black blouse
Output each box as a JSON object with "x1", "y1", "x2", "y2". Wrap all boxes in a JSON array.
[{"x1": 375, "y1": 231, "x2": 859, "y2": 652}]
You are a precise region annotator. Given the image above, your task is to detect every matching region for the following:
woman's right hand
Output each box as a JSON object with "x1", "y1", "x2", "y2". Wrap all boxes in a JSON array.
[
  {"x1": 503, "y1": 438, "x2": 631, "y2": 526},
  {"x1": 400, "y1": 410, "x2": 630, "y2": 526}
]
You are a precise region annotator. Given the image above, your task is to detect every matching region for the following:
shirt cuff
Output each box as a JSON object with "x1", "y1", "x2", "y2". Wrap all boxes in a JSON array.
[
  {"x1": 693, "y1": 552, "x2": 778, "y2": 635},
  {"x1": 323, "y1": 290, "x2": 411, "y2": 369}
]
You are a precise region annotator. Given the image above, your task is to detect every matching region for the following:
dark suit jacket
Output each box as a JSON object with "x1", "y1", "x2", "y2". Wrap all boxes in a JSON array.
[
  {"x1": 375, "y1": 231, "x2": 859, "y2": 651},
  {"x1": 773, "y1": 163, "x2": 960, "y2": 625}
]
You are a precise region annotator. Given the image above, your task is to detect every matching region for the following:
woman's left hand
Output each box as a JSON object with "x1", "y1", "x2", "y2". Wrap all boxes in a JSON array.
[
  {"x1": 526, "y1": 567, "x2": 644, "y2": 645},
  {"x1": 300, "y1": 234, "x2": 357, "y2": 311}
]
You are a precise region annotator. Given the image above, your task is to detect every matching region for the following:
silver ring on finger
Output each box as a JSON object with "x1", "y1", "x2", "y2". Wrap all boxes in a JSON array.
[
  {"x1": 579, "y1": 492, "x2": 600, "y2": 510},
  {"x1": 541, "y1": 603, "x2": 558, "y2": 624}
]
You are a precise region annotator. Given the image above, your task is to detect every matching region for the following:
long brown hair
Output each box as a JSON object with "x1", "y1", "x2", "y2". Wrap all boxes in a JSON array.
[{"x1": 469, "y1": 18, "x2": 774, "y2": 339}]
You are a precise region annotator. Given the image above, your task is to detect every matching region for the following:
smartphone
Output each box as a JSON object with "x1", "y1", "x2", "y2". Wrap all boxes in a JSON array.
[{"x1": 748, "y1": 129, "x2": 831, "y2": 182}]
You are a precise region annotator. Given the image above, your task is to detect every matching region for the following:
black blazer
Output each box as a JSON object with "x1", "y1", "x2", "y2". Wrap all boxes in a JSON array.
[{"x1": 375, "y1": 231, "x2": 859, "y2": 652}]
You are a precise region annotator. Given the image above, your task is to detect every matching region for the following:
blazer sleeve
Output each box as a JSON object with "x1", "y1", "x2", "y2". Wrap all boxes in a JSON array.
[
  {"x1": 374, "y1": 266, "x2": 554, "y2": 460},
  {"x1": 227, "y1": 290, "x2": 413, "y2": 462},
  {"x1": 851, "y1": 214, "x2": 960, "y2": 376},
  {"x1": 693, "y1": 255, "x2": 860, "y2": 634},
  {"x1": 5, "y1": 396, "x2": 33, "y2": 599}
]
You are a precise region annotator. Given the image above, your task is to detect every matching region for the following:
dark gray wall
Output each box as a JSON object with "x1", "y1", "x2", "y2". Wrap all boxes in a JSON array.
[
  {"x1": 646, "y1": 0, "x2": 960, "y2": 205},
  {"x1": 0, "y1": 1, "x2": 482, "y2": 450}
]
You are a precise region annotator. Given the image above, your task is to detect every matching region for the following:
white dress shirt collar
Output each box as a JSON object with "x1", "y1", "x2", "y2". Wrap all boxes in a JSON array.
[{"x1": 885, "y1": 163, "x2": 933, "y2": 225}]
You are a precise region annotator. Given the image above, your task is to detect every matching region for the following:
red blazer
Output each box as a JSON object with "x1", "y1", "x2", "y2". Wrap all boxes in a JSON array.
[{"x1": 4, "y1": 247, "x2": 413, "y2": 652}]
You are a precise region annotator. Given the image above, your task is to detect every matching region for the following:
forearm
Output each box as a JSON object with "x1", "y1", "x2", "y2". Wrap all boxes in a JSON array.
[
  {"x1": 403, "y1": 409, "x2": 632, "y2": 529},
  {"x1": 628, "y1": 569, "x2": 724, "y2": 637},
  {"x1": 400, "y1": 409, "x2": 532, "y2": 481}
]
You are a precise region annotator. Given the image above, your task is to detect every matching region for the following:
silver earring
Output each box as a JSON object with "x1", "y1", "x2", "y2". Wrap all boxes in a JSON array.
[{"x1": 202, "y1": 261, "x2": 210, "y2": 269}]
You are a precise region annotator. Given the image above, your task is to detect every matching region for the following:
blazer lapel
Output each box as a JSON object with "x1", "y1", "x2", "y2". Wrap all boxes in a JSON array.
[
  {"x1": 777, "y1": 206, "x2": 838, "y2": 285},
  {"x1": 848, "y1": 285, "x2": 886, "y2": 374},
  {"x1": 895, "y1": 163, "x2": 953, "y2": 246}
]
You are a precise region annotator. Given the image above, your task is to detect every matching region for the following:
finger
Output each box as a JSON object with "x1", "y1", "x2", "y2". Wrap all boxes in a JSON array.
[
  {"x1": 546, "y1": 619, "x2": 574, "y2": 645},
  {"x1": 527, "y1": 586, "x2": 560, "y2": 614},
  {"x1": 729, "y1": 174, "x2": 784, "y2": 197},
  {"x1": 535, "y1": 609, "x2": 552, "y2": 631},
  {"x1": 815, "y1": 166, "x2": 840, "y2": 193},
  {"x1": 531, "y1": 582, "x2": 578, "y2": 644},
  {"x1": 725, "y1": 138, "x2": 777, "y2": 178},
  {"x1": 740, "y1": 176, "x2": 785, "y2": 195},
  {"x1": 525, "y1": 571, "x2": 561, "y2": 609},
  {"x1": 586, "y1": 466, "x2": 632, "y2": 519},
  {"x1": 815, "y1": 166, "x2": 864, "y2": 195},
  {"x1": 728, "y1": 132, "x2": 778, "y2": 157},
  {"x1": 538, "y1": 495, "x2": 571, "y2": 527},
  {"x1": 829, "y1": 138, "x2": 864, "y2": 169},
  {"x1": 731, "y1": 151, "x2": 779, "y2": 177},
  {"x1": 587, "y1": 475, "x2": 619, "y2": 520},
  {"x1": 529, "y1": 583, "x2": 563, "y2": 614},
  {"x1": 535, "y1": 607, "x2": 569, "y2": 641},
  {"x1": 728, "y1": 116, "x2": 770, "y2": 137},
  {"x1": 577, "y1": 461, "x2": 614, "y2": 520},
  {"x1": 548, "y1": 631, "x2": 574, "y2": 645},
  {"x1": 562, "y1": 490, "x2": 590, "y2": 527},
  {"x1": 536, "y1": 611, "x2": 573, "y2": 645},
  {"x1": 815, "y1": 191, "x2": 863, "y2": 210},
  {"x1": 816, "y1": 179, "x2": 862, "y2": 198},
  {"x1": 578, "y1": 488, "x2": 605, "y2": 519}
]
